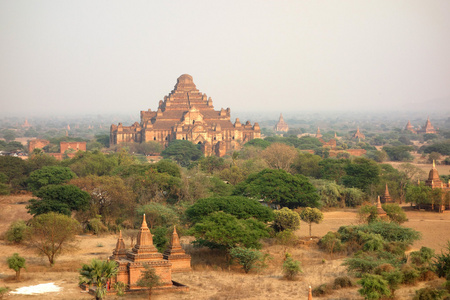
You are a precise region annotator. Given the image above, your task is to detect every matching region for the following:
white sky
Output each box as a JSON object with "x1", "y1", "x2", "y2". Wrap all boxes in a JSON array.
[{"x1": 1, "y1": 0, "x2": 450, "y2": 116}]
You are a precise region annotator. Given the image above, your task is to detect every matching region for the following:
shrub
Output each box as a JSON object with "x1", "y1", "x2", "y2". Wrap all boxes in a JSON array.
[
  {"x1": 333, "y1": 276, "x2": 355, "y2": 289},
  {"x1": 382, "y1": 203, "x2": 408, "y2": 224},
  {"x1": 298, "y1": 207, "x2": 324, "y2": 236},
  {"x1": 312, "y1": 284, "x2": 332, "y2": 296},
  {"x1": 410, "y1": 247, "x2": 435, "y2": 267},
  {"x1": 319, "y1": 231, "x2": 343, "y2": 256},
  {"x1": 151, "y1": 226, "x2": 169, "y2": 253},
  {"x1": 413, "y1": 287, "x2": 448, "y2": 300},
  {"x1": 381, "y1": 270, "x2": 403, "y2": 293},
  {"x1": 88, "y1": 217, "x2": 107, "y2": 236},
  {"x1": 0, "y1": 287, "x2": 9, "y2": 299},
  {"x1": 274, "y1": 229, "x2": 298, "y2": 246},
  {"x1": 273, "y1": 207, "x2": 300, "y2": 232},
  {"x1": 5, "y1": 220, "x2": 28, "y2": 244},
  {"x1": 357, "y1": 274, "x2": 391, "y2": 300},
  {"x1": 230, "y1": 247, "x2": 265, "y2": 273},
  {"x1": 282, "y1": 257, "x2": 302, "y2": 280},
  {"x1": 113, "y1": 281, "x2": 127, "y2": 296},
  {"x1": 358, "y1": 203, "x2": 379, "y2": 223},
  {"x1": 401, "y1": 265, "x2": 420, "y2": 285},
  {"x1": 433, "y1": 241, "x2": 450, "y2": 279}
]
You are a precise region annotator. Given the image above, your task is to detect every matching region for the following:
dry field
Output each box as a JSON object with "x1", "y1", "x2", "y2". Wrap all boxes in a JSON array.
[{"x1": 1, "y1": 195, "x2": 450, "y2": 299}]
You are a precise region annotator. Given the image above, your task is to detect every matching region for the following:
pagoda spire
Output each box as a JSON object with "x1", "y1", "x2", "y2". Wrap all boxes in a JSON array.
[
  {"x1": 308, "y1": 286, "x2": 313, "y2": 300},
  {"x1": 376, "y1": 196, "x2": 387, "y2": 216},
  {"x1": 135, "y1": 214, "x2": 153, "y2": 247}
]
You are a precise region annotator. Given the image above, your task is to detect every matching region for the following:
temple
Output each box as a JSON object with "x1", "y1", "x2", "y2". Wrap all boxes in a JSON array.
[
  {"x1": 110, "y1": 74, "x2": 261, "y2": 156},
  {"x1": 315, "y1": 127, "x2": 322, "y2": 139},
  {"x1": 405, "y1": 117, "x2": 437, "y2": 134},
  {"x1": 109, "y1": 215, "x2": 190, "y2": 293},
  {"x1": 274, "y1": 113, "x2": 289, "y2": 132},
  {"x1": 352, "y1": 128, "x2": 365, "y2": 140}
]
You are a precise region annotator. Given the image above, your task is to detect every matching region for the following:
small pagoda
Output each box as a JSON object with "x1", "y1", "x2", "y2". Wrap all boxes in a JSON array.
[
  {"x1": 405, "y1": 120, "x2": 416, "y2": 134},
  {"x1": 315, "y1": 127, "x2": 323, "y2": 139},
  {"x1": 376, "y1": 196, "x2": 387, "y2": 218},
  {"x1": 381, "y1": 184, "x2": 393, "y2": 203}
]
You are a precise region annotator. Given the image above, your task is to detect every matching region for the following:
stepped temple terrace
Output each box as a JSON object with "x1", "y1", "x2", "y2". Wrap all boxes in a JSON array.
[{"x1": 110, "y1": 74, "x2": 261, "y2": 156}]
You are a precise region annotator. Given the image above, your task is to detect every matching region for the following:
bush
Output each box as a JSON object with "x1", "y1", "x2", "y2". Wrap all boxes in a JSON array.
[
  {"x1": 312, "y1": 284, "x2": 332, "y2": 296},
  {"x1": 433, "y1": 241, "x2": 450, "y2": 279},
  {"x1": 381, "y1": 269, "x2": 403, "y2": 292},
  {"x1": 230, "y1": 247, "x2": 265, "y2": 273},
  {"x1": 0, "y1": 287, "x2": 9, "y2": 299},
  {"x1": 382, "y1": 203, "x2": 408, "y2": 224},
  {"x1": 357, "y1": 274, "x2": 391, "y2": 300},
  {"x1": 358, "y1": 203, "x2": 379, "y2": 223},
  {"x1": 5, "y1": 220, "x2": 28, "y2": 244},
  {"x1": 319, "y1": 231, "x2": 343, "y2": 256},
  {"x1": 273, "y1": 207, "x2": 300, "y2": 232},
  {"x1": 410, "y1": 247, "x2": 434, "y2": 267},
  {"x1": 282, "y1": 256, "x2": 302, "y2": 280},
  {"x1": 413, "y1": 287, "x2": 448, "y2": 300},
  {"x1": 333, "y1": 276, "x2": 355, "y2": 289},
  {"x1": 88, "y1": 218, "x2": 107, "y2": 236},
  {"x1": 274, "y1": 229, "x2": 298, "y2": 246},
  {"x1": 151, "y1": 226, "x2": 169, "y2": 253},
  {"x1": 401, "y1": 265, "x2": 420, "y2": 285},
  {"x1": 7, "y1": 253, "x2": 26, "y2": 280}
]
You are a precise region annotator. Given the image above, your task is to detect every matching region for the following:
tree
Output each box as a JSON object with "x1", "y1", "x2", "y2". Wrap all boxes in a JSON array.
[
  {"x1": 261, "y1": 143, "x2": 298, "y2": 173},
  {"x1": 27, "y1": 166, "x2": 76, "y2": 192},
  {"x1": 433, "y1": 241, "x2": 450, "y2": 279},
  {"x1": 358, "y1": 204, "x2": 379, "y2": 224},
  {"x1": 27, "y1": 184, "x2": 90, "y2": 216},
  {"x1": 186, "y1": 196, "x2": 274, "y2": 224},
  {"x1": 383, "y1": 145, "x2": 413, "y2": 161},
  {"x1": 7, "y1": 253, "x2": 26, "y2": 280},
  {"x1": 136, "y1": 203, "x2": 179, "y2": 229},
  {"x1": 28, "y1": 212, "x2": 80, "y2": 265},
  {"x1": 233, "y1": 169, "x2": 320, "y2": 209},
  {"x1": 291, "y1": 152, "x2": 321, "y2": 178},
  {"x1": 342, "y1": 158, "x2": 380, "y2": 192},
  {"x1": 2, "y1": 130, "x2": 15, "y2": 143},
  {"x1": 161, "y1": 140, "x2": 203, "y2": 167},
  {"x1": 357, "y1": 274, "x2": 391, "y2": 300},
  {"x1": 64, "y1": 151, "x2": 119, "y2": 177},
  {"x1": 318, "y1": 158, "x2": 349, "y2": 183},
  {"x1": 136, "y1": 264, "x2": 162, "y2": 300},
  {"x1": 79, "y1": 259, "x2": 118, "y2": 300},
  {"x1": 299, "y1": 207, "x2": 324, "y2": 236},
  {"x1": 230, "y1": 247, "x2": 265, "y2": 273},
  {"x1": 137, "y1": 141, "x2": 163, "y2": 156},
  {"x1": 273, "y1": 207, "x2": 300, "y2": 232},
  {"x1": 70, "y1": 175, "x2": 136, "y2": 226},
  {"x1": 190, "y1": 211, "x2": 270, "y2": 250}
]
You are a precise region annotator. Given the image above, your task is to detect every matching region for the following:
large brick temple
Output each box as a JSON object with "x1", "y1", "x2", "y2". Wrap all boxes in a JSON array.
[{"x1": 110, "y1": 74, "x2": 261, "y2": 156}]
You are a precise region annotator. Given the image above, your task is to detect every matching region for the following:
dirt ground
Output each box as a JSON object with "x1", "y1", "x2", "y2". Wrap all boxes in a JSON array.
[{"x1": 1, "y1": 195, "x2": 450, "y2": 299}]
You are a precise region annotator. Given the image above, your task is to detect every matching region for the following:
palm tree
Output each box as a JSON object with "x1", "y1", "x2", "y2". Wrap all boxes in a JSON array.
[{"x1": 79, "y1": 259, "x2": 118, "y2": 300}]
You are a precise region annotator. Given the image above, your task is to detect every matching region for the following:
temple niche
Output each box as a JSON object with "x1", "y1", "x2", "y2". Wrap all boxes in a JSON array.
[{"x1": 110, "y1": 74, "x2": 261, "y2": 157}]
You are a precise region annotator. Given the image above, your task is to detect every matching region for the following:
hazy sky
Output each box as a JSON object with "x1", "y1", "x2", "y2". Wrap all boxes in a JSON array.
[{"x1": 1, "y1": 0, "x2": 450, "y2": 117}]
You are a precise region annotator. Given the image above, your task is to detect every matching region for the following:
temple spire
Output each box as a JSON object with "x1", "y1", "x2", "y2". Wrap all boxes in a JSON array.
[{"x1": 308, "y1": 286, "x2": 313, "y2": 300}]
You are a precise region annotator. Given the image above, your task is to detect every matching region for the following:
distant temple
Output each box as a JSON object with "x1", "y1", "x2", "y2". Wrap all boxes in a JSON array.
[
  {"x1": 22, "y1": 119, "x2": 31, "y2": 128},
  {"x1": 405, "y1": 117, "x2": 437, "y2": 134},
  {"x1": 381, "y1": 184, "x2": 393, "y2": 203},
  {"x1": 274, "y1": 113, "x2": 289, "y2": 132},
  {"x1": 109, "y1": 215, "x2": 190, "y2": 293},
  {"x1": 315, "y1": 127, "x2": 322, "y2": 139},
  {"x1": 110, "y1": 74, "x2": 261, "y2": 156},
  {"x1": 352, "y1": 128, "x2": 365, "y2": 140}
]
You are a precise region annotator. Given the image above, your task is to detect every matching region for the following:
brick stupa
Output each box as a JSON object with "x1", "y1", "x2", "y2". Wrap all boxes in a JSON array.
[
  {"x1": 352, "y1": 127, "x2": 365, "y2": 140},
  {"x1": 315, "y1": 127, "x2": 322, "y2": 139},
  {"x1": 110, "y1": 214, "x2": 189, "y2": 293},
  {"x1": 376, "y1": 196, "x2": 387, "y2": 217},
  {"x1": 163, "y1": 227, "x2": 191, "y2": 272},
  {"x1": 381, "y1": 184, "x2": 393, "y2": 203}
]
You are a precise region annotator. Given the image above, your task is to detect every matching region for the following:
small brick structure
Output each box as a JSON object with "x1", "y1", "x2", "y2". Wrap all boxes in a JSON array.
[
  {"x1": 109, "y1": 215, "x2": 191, "y2": 294},
  {"x1": 274, "y1": 113, "x2": 289, "y2": 132},
  {"x1": 381, "y1": 183, "x2": 393, "y2": 203}
]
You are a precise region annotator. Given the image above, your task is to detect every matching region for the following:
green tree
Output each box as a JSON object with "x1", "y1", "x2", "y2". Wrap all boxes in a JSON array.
[
  {"x1": 161, "y1": 140, "x2": 203, "y2": 167},
  {"x1": 0, "y1": 156, "x2": 28, "y2": 188},
  {"x1": 342, "y1": 158, "x2": 380, "y2": 192},
  {"x1": 291, "y1": 152, "x2": 321, "y2": 178},
  {"x1": 79, "y1": 259, "x2": 118, "y2": 300},
  {"x1": 233, "y1": 169, "x2": 320, "y2": 209},
  {"x1": 136, "y1": 203, "x2": 179, "y2": 229},
  {"x1": 7, "y1": 253, "x2": 26, "y2": 280},
  {"x1": 434, "y1": 241, "x2": 450, "y2": 279},
  {"x1": 64, "y1": 151, "x2": 119, "y2": 177},
  {"x1": 357, "y1": 274, "x2": 391, "y2": 300},
  {"x1": 299, "y1": 207, "x2": 324, "y2": 236},
  {"x1": 2, "y1": 130, "x2": 15, "y2": 143},
  {"x1": 136, "y1": 264, "x2": 162, "y2": 300},
  {"x1": 190, "y1": 211, "x2": 270, "y2": 250},
  {"x1": 137, "y1": 141, "x2": 163, "y2": 156},
  {"x1": 318, "y1": 158, "x2": 349, "y2": 183},
  {"x1": 230, "y1": 247, "x2": 265, "y2": 273},
  {"x1": 273, "y1": 207, "x2": 300, "y2": 232},
  {"x1": 383, "y1": 145, "x2": 414, "y2": 161},
  {"x1": 27, "y1": 166, "x2": 76, "y2": 192},
  {"x1": 186, "y1": 196, "x2": 274, "y2": 224},
  {"x1": 27, "y1": 184, "x2": 90, "y2": 216},
  {"x1": 28, "y1": 212, "x2": 80, "y2": 265}
]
